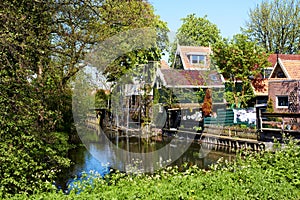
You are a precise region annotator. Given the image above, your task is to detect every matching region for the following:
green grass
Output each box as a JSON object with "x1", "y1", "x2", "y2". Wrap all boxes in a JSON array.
[{"x1": 7, "y1": 140, "x2": 300, "y2": 200}]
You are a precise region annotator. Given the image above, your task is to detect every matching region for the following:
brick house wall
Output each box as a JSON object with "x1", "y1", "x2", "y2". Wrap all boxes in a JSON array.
[{"x1": 268, "y1": 80, "x2": 300, "y2": 113}]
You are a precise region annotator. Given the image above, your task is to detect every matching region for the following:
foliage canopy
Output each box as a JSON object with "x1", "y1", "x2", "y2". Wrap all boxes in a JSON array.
[
  {"x1": 168, "y1": 14, "x2": 221, "y2": 63},
  {"x1": 212, "y1": 34, "x2": 270, "y2": 107},
  {"x1": 244, "y1": 0, "x2": 300, "y2": 54},
  {"x1": 0, "y1": 0, "x2": 167, "y2": 197}
]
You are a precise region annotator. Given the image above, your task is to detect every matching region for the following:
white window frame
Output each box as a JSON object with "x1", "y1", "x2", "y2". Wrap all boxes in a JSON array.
[
  {"x1": 276, "y1": 96, "x2": 289, "y2": 108},
  {"x1": 263, "y1": 67, "x2": 273, "y2": 79},
  {"x1": 187, "y1": 53, "x2": 206, "y2": 65}
]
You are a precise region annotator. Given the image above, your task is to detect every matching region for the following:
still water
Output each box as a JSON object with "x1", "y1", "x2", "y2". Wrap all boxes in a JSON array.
[{"x1": 56, "y1": 124, "x2": 236, "y2": 192}]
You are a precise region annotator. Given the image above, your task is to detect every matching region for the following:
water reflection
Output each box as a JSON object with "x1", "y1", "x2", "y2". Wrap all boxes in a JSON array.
[
  {"x1": 78, "y1": 123, "x2": 197, "y2": 173},
  {"x1": 57, "y1": 123, "x2": 236, "y2": 192}
]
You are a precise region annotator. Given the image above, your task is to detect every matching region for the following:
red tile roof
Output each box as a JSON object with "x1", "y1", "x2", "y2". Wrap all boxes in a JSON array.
[
  {"x1": 268, "y1": 54, "x2": 300, "y2": 67},
  {"x1": 281, "y1": 59, "x2": 300, "y2": 79},
  {"x1": 253, "y1": 56, "x2": 300, "y2": 96},
  {"x1": 158, "y1": 69, "x2": 224, "y2": 88}
]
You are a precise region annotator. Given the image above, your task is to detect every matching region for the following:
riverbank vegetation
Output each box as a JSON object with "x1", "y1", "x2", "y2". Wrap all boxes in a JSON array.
[
  {"x1": 2, "y1": 0, "x2": 300, "y2": 198},
  {"x1": 0, "y1": 0, "x2": 167, "y2": 198},
  {"x1": 7, "y1": 139, "x2": 300, "y2": 199}
]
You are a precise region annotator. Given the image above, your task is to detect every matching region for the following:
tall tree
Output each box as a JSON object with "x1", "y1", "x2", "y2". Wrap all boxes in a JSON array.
[
  {"x1": 48, "y1": 0, "x2": 169, "y2": 129},
  {"x1": 176, "y1": 14, "x2": 221, "y2": 47},
  {"x1": 46, "y1": 0, "x2": 106, "y2": 133},
  {"x1": 51, "y1": 0, "x2": 169, "y2": 85},
  {"x1": 94, "y1": 0, "x2": 169, "y2": 82},
  {"x1": 168, "y1": 14, "x2": 221, "y2": 63},
  {"x1": 0, "y1": 0, "x2": 71, "y2": 196},
  {"x1": 212, "y1": 34, "x2": 270, "y2": 108},
  {"x1": 244, "y1": 0, "x2": 300, "y2": 54},
  {"x1": 51, "y1": 0, "x2": 103, "y2": 87},
  {"x1": 0, "y1": 0, "x2": 168, "y2": 196}
]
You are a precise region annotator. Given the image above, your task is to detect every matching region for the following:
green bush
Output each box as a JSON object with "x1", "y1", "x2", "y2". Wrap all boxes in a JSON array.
[{"x1": 9, "y1": 139, "x2": 300, "y2": 199}]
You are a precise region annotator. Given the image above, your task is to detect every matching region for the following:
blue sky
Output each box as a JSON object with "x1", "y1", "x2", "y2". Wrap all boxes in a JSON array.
[{"x1": 149, "y1": 0, "x2": 263, "y2": 39}]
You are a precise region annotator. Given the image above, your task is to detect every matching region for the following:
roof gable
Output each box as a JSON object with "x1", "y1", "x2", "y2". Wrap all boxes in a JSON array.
[
  {"x1": 270, "y1": 59, "x2": 289, "y2": 79},
  {"x1": 269, "y1": 58, "x2": 300, "y2": 79},
  {"x1": 268, "y1": 54, "x2": 300, "y2": 67},
  {"x1": 252, "y1": 55, "x2": 300, "y2": 96},
  {"x1": 174, "y1": 45, "x2": 211, "y2": 70}
]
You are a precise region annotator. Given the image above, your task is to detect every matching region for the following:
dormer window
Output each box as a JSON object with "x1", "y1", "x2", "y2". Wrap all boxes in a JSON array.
[{"x1": 188, "y1": 54, "x2": 206, "y2": 65}]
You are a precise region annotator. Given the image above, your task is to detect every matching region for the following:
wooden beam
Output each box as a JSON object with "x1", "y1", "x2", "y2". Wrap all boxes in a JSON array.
[{"x1": 261, "y1": 112, "x2": 300, "y2": 118}]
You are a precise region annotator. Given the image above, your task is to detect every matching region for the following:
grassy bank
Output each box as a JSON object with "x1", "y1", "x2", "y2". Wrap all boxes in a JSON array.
[{"x1": 8, "y1": 140, "x2": 300, "y2": 200}]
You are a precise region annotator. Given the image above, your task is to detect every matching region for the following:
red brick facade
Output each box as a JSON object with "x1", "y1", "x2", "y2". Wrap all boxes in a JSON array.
[{"x1": 268, "y1": 80, "x2": 300, "y2": 112}]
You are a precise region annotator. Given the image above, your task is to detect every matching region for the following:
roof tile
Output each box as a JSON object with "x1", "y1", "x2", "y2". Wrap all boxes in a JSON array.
[
  {"x1": 281, "y1": 60, "x2": 300, "y2": 79},
  {"x1": 268, "y1": 54, "x2": 300, "y2": 67},
  {"x1": 160, "y1": 69, "x2": 223, "y2": 87}
]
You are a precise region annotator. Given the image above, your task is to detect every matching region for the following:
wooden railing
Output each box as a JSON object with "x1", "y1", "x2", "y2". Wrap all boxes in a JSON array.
[{"x1": 256, "y1": 104, "x2": 300, "y2": 141}]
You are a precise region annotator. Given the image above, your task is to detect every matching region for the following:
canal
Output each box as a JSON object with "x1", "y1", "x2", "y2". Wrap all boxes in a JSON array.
[{"x1": 56, "y1": 124, "x2": 236, "y2": 192}]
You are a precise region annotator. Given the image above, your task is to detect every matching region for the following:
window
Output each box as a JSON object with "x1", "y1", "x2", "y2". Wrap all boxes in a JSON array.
[
  {"x1": 277, "y1": 96, "x2": 288, "y2": 108},
  {"x1": 191, "y1": 55, "x2": 199, "y2": 64},
  {"x1": 263, "y1": 68, "x2": 273, "y2": 78},
  {"x1": 190, "y1": 55, "x2": 206, "y2": 65}
]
